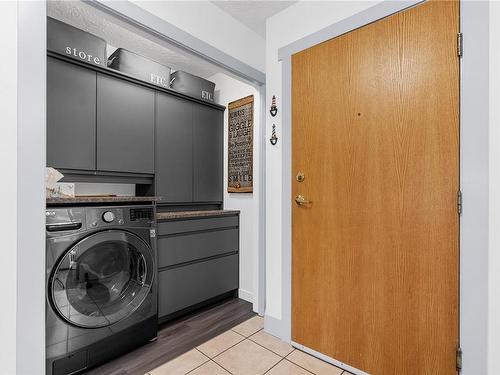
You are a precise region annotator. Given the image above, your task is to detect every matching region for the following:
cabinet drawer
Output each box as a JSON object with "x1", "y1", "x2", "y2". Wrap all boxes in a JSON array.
[
  {"x1": 158, "y1": 228, "x2": 238, "y2": 268},
  {"x1": 158, "y1": 254, "x2": 238, "y2": 317},
  {"x1": 157, "y1": 215, "x2": 238, "y2": 235}
]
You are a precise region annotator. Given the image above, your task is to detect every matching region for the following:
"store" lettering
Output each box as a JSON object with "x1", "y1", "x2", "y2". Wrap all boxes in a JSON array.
[{"x1": 65, "y1": 47, "x2": 101, "y2": 65}]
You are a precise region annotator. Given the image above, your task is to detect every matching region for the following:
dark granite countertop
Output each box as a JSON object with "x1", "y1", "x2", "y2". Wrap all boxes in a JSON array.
[
  {"x1": 156, "y1": 210, "x2": 240, "y2": 220},
  {"x1": 47, "y1": 196, "x2": 161, "y2": 205}
]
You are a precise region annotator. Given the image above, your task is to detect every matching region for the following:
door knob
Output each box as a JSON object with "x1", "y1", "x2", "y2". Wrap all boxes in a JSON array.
[{"x1": 295, "y1": 194, "x2": 312, "y2": 205}]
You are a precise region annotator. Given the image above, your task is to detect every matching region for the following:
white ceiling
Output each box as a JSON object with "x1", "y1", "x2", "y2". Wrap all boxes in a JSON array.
[
  {"x1": 47, "y1": 1, "x2": 294, "y2": 79},
  {"x1": 211, "y1": 1, "x2": 297, "y2": 38},
  {"x1": 47, "y1": 0, "x2": 221, "y2": 78}
]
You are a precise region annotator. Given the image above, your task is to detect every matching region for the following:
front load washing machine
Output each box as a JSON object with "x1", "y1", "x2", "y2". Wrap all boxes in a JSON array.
[{"x1": 46, "y1": 204, "x2": 157, "y2": 375}]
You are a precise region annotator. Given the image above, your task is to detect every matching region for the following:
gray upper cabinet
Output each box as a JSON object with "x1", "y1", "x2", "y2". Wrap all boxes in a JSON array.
[
  {"x1": 193, "y1": 104, "x2": 223, "y2": 202},
  {"x1": 156, "y1": 96, "x2": 223, "y2": 204},
  {"x1": 47, "y1": 57, "x2": 224, "y2": 200},
  {"x1": 156, "y1": 93, "x2": 193, "y2": 203},
  {"x1": 47, "y1": 57, "x2": 96, "y2": 170},
  {"x1": 97, "y1": 73, "x2": 155, "y2": 174}
]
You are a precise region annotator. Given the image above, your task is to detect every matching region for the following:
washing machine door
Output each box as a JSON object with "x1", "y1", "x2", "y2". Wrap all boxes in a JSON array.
[{"x1": 50, "y1": 230, "x2": 154, "y2": 328}]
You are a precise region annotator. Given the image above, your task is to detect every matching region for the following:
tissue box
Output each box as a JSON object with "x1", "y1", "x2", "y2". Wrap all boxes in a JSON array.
[{"x1": 46, "y1": 183, "x2": 75, "y2": 198}]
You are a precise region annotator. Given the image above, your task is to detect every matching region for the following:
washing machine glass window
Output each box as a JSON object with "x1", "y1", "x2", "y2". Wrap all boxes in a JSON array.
[{"x1": 50, "y1": 230, "x2": 154, "y2": 328}]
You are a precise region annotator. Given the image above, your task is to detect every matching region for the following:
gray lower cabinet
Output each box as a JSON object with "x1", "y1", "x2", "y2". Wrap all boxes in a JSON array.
[
  {"x1": 193, "y1": 104, "x2": 223, "y2": 202},
  {"x1": 158, "y1": 254, "x2": 238, "y2": 317},
  {"x1": 156, "y1": 93, "x2": 193, "y2": 202},
  {"x1": 47, "y1": 57, "x2": 96, "y2": 170},
  {"x1": 158, "y1": 228, "x2": 238, "y2": 267},
  {"x1": 157, "y1": 215, "x2": 239, "y2": 319},
  {"x1": 97, "y1": 73, "x2": 155, "y2": 174},
  {"x1": 158, "y1": 215, "x2": 238, "y2": 234}
]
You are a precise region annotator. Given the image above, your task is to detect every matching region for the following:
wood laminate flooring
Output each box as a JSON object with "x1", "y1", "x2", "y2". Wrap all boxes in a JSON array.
[{"x1": 85, "y1": 298, "x2": 255, "y2": 375}]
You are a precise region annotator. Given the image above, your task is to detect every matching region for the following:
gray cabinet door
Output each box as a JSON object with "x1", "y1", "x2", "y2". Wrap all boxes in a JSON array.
[
  {"x1": 158, "y1": 254, "x2": 238, "y2": 317},
  {"x1": 47, "y1": 57, "x2": 96, "y2": 170},
  {"x1": 157, "y1": 216, "x2": 239, "y2": 235},
  {"x1": 156, "y1": 93, "x2": 193, "y2": 202},
  {"x1": 158, "y1": 228, "x2": 238, "y2": 268},
  {"x1": 97, "y1": 74, "x2": 155, "y2": 174},
  {"x1": 193, "y1": 104, "x2": 223, "y2": 202}
]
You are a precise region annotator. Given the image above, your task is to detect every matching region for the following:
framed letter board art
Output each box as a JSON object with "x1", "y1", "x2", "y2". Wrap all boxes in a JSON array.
[{"x1": 228, "y1": 95, "x2": 253, "y2": 193}]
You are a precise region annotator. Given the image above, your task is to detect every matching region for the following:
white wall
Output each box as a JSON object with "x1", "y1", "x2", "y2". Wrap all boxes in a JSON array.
[
  {"x1": 489, "y1": 1, "x2": 500, "y2": 373},
  {"x1": 17, "y1": 2, "x2": 47, "y2": 374},
  {"x1": 132, "y1": 1, "x2": 266, "y2": 73},
  {"x1": 208, "y1": 72, "x2": 261, "y2": 312},
  {"x1": 0, "y1": 2, "x2": 19, "y2": 373},
  {"x1": 264, "y1": 0, "x2": 380, "y2": 325},
  {"x1": 0, "y1": 2, "x2": 46, "y2": 374}
]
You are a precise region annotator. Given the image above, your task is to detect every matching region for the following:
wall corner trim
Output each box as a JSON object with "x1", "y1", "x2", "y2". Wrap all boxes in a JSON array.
[{"x1": 264, "y1": 315, "x2": 289, "y2": 342}]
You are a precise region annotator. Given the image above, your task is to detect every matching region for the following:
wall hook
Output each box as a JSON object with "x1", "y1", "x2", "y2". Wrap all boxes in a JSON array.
[
  {"x1": 270, "y1": 95, "x2": 278, "y2": 117},
  {"x1": 270, "y1": 124, "x2": 278, "y2": 145}
]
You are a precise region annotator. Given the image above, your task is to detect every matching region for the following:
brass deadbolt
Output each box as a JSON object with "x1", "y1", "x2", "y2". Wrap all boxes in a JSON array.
[{"x1": 296, "y1": 172, "x2": 305, "y2": 182}]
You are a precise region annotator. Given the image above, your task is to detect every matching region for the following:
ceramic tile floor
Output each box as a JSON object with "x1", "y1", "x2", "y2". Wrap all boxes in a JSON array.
[{"x1": 147, "y1": 316, "x2": 353, "y2": 375}]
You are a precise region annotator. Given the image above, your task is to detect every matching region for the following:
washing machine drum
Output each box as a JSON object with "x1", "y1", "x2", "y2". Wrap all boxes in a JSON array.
[{"x1": 50, "y1": 230, "x2": 154, "y2": 328}]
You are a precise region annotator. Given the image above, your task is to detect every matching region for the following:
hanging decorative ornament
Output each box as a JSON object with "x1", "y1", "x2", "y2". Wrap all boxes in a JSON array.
[
  {"x1": 270, "y1": 95, "x2": 278, "y2": 117},
  {"x1": 270, "y1": 124, "x2": 278, "y2": 145}
]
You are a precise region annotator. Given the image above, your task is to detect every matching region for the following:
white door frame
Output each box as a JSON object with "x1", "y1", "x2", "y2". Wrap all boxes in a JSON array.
[
  {"x1": 276, "y1": 1, "x2": 490, "y2": 374},
  {"x1": 3, "y1": 2, "x2": 47, "y2": 374}
]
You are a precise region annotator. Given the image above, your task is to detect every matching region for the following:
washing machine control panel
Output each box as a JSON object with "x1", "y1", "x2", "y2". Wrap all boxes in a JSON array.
[
  {"x1": 84, "y1": 206, "x2": 154, "y2": 229},
  {"x1": 86, "y1": 208, "x2": 125, "y2": 229},
  {"x1": 46, "y1": 206, "x2": 155, "y2": 232}
]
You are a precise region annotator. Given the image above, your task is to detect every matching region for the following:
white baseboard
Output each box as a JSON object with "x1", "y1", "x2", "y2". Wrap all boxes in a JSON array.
[{"x1": 238, "y1": 288, "x2": 253, "y2": 303}]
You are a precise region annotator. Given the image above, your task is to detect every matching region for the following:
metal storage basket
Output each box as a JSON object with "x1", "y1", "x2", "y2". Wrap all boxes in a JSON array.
[
  {"x1": 170, "y1": 71, "x2": 216, "y2": 102},
  {"x1": 47, "y1": 17, "x2": 107, "y2": 67},
  {"x1": 108, "y1": 48, "x2": 172, "y2": 89}
]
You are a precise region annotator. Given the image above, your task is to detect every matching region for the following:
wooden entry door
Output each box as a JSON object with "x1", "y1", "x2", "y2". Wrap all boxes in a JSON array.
[{"x1": 291, "y1": 2, "x2": 459, "y2": 374}]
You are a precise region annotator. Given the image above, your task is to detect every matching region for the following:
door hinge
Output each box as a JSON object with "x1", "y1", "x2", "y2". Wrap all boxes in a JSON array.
[
  {"x1": 457, "y1": 190, "x2": 463, "y2": 216},
  {"x1": 456, "y1": 347, "x2": 462, "y2": 371},
  {"x1": 457, "y1": 33, "x2": 463, "y2": 57}
]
